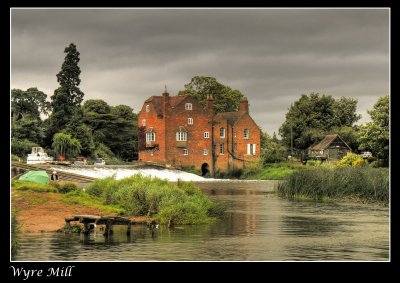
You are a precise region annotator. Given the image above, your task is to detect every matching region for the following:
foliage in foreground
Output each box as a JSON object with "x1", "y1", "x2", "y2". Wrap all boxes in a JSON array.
[
  {"x1": 11, "y1": 210, "x2": 19, "y2": 260},
  {"x1": 85, "y1": 175, "x2": 224, "y2": 225},
  {"x1": 277, "y1": 166, "x2": 389, "y2": 204}
]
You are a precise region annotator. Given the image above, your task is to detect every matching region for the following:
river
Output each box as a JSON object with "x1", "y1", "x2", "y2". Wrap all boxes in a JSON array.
[{"x1": 13, "y1": 181, "x2": 389, "y2": 261}]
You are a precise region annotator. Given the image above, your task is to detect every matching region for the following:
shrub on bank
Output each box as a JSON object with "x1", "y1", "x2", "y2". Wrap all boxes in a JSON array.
[
  {"x1": 85, "y1": 175, "x2": 224, "y2": 225},
  {"x1": 12, "y1": 180, "x2": 58, "y2": 193},
  {"x1": 277, "y1": 166, "x2": 389, "y2": 204}
]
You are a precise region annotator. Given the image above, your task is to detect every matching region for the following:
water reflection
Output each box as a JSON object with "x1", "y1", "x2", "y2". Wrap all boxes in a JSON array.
[
  {"x1": 281, "y1": 216, "x2": 347, "y2": 237},
  {"x1": 15, "y1": 181, "x2": 389, "y2": 261}
]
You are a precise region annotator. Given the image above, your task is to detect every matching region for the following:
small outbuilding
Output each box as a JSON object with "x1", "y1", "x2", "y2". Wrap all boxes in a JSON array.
[{"x1": 307, "y1": 134, "x2": 352, "y2": 162}]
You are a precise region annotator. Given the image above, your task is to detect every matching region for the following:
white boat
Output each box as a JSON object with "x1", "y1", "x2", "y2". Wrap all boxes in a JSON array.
[{"x1": 27, "y1": 147, "x2": 53, "y2": 164}]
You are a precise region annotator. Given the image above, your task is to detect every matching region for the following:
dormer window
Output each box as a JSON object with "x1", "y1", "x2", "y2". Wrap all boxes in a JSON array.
[
  {"x1": 185, "y1": 103, "x2": 192, "y2": 110},
  {"x1": 146, "y1": 104, "x2": 150, "y2": 112}
]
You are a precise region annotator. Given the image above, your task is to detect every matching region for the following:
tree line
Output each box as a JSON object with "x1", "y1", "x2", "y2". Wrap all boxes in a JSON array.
[
  {"x1": 11, "y1": 43, "x2": 138, "y2": 162},
  {"x1": 11, "y1": 43, "x2": 389, "y2": 167}
]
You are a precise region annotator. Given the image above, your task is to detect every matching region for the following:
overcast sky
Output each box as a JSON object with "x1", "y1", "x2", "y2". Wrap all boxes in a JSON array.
[{"x1": 11, "y1": 8, "x2": 389, "y2": 136}]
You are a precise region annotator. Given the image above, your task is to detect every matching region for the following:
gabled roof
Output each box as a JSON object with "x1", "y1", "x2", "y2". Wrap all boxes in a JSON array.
[
  {"x1": 310, "y1": 134, "x2": 351, "y2": 150},
  {"x1": 145, "y1": 96, "x2": 163, "y2": 117},
  {"x1": 216, "y1": 111, "x2": 246, "y2": 127},
  {"x1": 144, "y1": 95, "x2": 192, "y2": 117}
]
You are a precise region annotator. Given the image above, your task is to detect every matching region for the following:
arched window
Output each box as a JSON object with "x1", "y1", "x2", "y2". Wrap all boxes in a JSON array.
[
  {"x1": 176, "y1": 126, "x2": 188, "y2": 148},
  {"x1": 145, "y1": 128, "x2": 156, "y2": 148},
  {"x1": 146, "y1": 104, "x2": 150, "y2": 112}
]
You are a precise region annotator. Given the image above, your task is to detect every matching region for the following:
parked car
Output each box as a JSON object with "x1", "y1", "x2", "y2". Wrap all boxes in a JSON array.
[
  {"x1": 361, "y1": 151, "x2": 373, "y2": 158},
  {"x1": 94, "y1": 158, "x2": 106, "y2": 166}
]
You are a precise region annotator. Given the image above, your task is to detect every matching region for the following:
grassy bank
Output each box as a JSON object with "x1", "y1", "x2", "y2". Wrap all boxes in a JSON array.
[
  {"x1": 276, "y1": 166, "x2": 389, "y2": 204},
  {"x1": 11, "y1": 210, "x2": 19, "y2": 260},
  {"x1": 85, "y1": 175, "x2": 224, "y2": 226}
]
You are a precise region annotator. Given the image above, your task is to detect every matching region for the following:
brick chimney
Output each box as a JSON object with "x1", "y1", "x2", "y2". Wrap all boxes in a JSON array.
[
  {"x1": 239, "y1": 96, "x2": 249, "y2": 113},
  {"x1": 162, "y1": 85, "x2": 169, "y2": 118},
  {"x1": 206, "y1": 94, "x2": 214, "y2": 116}
]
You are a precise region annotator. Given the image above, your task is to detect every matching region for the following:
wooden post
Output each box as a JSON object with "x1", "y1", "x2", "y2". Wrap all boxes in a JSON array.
[
  {"x1": 127, "y1": 222, "x2": 131, "y2": 235},
  {"x1": 83, "y1": 223, "x2": 90, "y2": 235},
  {"x1": 104, "y1": 220, "x2": 114, "y2": 236}
]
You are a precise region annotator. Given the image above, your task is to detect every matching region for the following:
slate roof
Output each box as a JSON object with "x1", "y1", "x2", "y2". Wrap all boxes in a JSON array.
[
  {"x1": 145, "y1": 96, "x2": 187, "y2": 117},
  {"x1": 310, "y1": 134, "x2": 351, "y2": 150}
]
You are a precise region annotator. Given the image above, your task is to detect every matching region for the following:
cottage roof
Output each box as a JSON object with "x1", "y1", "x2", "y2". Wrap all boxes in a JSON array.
[
  {"x1": 216, "y1": 112, "x2": 246, "y2": 126},
  {"x1": 310, "y1": 134, "x2": 351, "y2": 150}
]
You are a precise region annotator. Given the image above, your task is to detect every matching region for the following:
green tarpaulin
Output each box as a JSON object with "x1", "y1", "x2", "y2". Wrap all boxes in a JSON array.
[{"x1": 18, "y1": 170, "x2": 49, "y2": 184}]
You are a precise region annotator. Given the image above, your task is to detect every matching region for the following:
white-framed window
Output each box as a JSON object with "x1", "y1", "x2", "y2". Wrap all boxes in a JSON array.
[
  {"x1": 188, "y1": 118, "x2": 193, "y2": 125},
  {"x1": 220, "y1": 128, "x2": 225, "y2": 138},
  {"x1": 185, "y1": 103, "x2": 192, "y2": 110},
  {"x1": 244, "y1": 128, "x2": 249, "y2": 139},
  {"x1": 220, "y1": 143, "x2": 224, "y2": 154},
  {"x1": 247, "y1": 144, "x2": 256, "y2": 155},
  {"x1": 176, "y1": 131, "x2": 187, "y2": 141},
  {"x1": 142, "y1": 119, "x2": 146, "y2": 127},
  {"x1": 183, "y1": 149, "x2": 189, "y2": 155},
  {"x1": 146, "y1": 131, "x2": 156, "y2": 142},
  {"x1": 146, "y1": 104, "x2": 150, "y2": 112},
  {"x1": 204, "y1": 132, "x2": 209, "y2": 138},
  {"x1": 204, "y1": 149, "x2": 208, "y2": 156}
]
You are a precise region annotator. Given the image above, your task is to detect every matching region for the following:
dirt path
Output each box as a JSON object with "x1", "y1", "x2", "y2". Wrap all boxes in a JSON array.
[{"x1": 12, "y1": 191, "x2": 150, "y2": 233}]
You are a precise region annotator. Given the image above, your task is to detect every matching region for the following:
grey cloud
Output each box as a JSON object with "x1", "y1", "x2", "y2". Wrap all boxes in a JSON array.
[{"x1": 11, "y1": 8, "x2": 389, "y2": 135}]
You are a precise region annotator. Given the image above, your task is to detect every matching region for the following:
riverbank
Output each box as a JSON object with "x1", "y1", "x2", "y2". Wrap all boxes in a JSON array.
[
  {"x1": 11, "y1": 175, "x2": 224, "y2": 232},
  {"x1": 11, "y1": 189, "x2": 151, "y2": 233},
  {"x1": 276, "y1": 166, "x2": 389, "y2": 204}
]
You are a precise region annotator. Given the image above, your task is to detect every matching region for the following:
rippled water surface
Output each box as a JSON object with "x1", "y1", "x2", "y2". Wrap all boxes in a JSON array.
[{"x1": 14, "y1": 181, "x2": 389, "y2": 261}]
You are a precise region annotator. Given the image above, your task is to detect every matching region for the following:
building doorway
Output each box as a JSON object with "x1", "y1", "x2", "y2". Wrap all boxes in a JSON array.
[{"x1": 201, "y1": 163, "x2": 210, "y2": 176}]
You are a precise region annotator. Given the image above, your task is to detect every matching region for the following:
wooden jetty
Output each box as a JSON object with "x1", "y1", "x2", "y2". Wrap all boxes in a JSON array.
[{"x1": 65, "y1": 215, "x2": 133, "y2": 236}]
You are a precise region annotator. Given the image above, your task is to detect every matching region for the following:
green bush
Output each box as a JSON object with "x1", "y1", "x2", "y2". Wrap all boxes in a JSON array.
[
  {"x1": 84, "y1": 174, "x2": 224, "y2": 225},
  {"x1": 12, "y1": 180, "x2": 58, "y2": 193},
  {"x1": 57, "y1": 182, "x2": 79, "y2": 194},
  {"x1": 338, "y1": 152, "x2": 367, "y2": 167},
  {"x1": 277, "y1": 166, "x2": 389, "y2": 204}
]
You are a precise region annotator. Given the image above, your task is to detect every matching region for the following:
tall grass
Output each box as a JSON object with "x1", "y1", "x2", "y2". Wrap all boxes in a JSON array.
[
  {"x1": 277, "y1": 167, "x2": 389, "y2": 204},
  {"x1": 11, "y1": 210, "x2": 19, "y2": 260},
  {"x1": 85, "y1": 175, "x2": 224, "y2": 225}
]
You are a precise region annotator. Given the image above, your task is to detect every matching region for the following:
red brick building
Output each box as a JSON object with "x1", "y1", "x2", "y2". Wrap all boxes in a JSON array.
[{"x1": 138, "y1": 88, "x2": 261, "y2": 176}]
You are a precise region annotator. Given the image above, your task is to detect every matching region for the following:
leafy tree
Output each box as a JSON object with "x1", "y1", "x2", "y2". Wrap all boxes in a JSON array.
[
  {"x1": 358, "y1": 96, "x2": 389, "y2": 166},
  {"x1": 83, "y1": 99, "x2": 111, "y2": 114},
  {"x1": 279, "y1": 93, "x2": 361, "y2": 150},
  {"x1": 46, "y1": 43, "x2": 84, "y2": 143},
  {"x1": 52, "y1": 132, "x2": 82, "y2": 159},
  {"x1": 12, "y1": 116, "x2": 45, "y2": 144},
  {"x1": 112, "y1": 105, "x2": 135, "y2": 120},
  {"x1": 11, "y1": 139, "x2": 39, "y2": 157},
  {"x1": 260, "y1": 132, "x2": 287, "y2": 163},
  {"x1": 11, "y1": 88, "x2": 50, "y2": 121},
  {"x1": 82, "y1": 101, "x2": 138, "y2": 160},
  {"x1": 178, "y1": 76, "x2": 244, "y2": 113}
]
